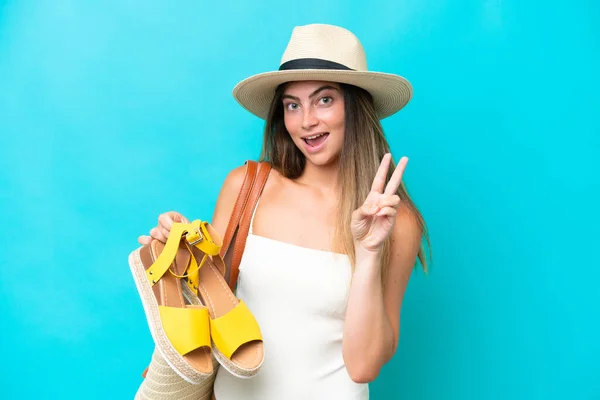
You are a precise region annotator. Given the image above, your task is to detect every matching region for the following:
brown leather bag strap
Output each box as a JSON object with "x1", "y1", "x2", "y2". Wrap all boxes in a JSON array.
[
  {"x1": 221, "y1": 160, "x2": 271, "y2": 290},
  {"x1": 221, "y1": 160, "x2": 258, "y2": 256},
  {"x1": 228, "y1": 161, "x2": 271, "y2": 289}
]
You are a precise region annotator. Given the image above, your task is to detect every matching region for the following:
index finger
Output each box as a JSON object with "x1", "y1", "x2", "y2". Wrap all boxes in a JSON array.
[
  {"x1": 158, "y1": 213, "x2": 175, "y2": 230},
  {"x1": 371, "y1": 153, "x2": 392, "y2": 193},
  {"x1": 384, "y1": 156, "x2": 408, "y2": 195},
  {"x1": 158, "y1": 211, "x2": 189, "y2": 230}
]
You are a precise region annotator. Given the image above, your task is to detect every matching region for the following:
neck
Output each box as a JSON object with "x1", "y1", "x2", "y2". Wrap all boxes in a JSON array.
[{"x1": 296, "y1": 158, "x2": 340, "y2": 193}]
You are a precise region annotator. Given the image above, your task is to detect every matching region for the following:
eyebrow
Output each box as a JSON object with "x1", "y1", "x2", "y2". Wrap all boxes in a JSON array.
[{"x1": 282, "y1": 85, "x2": 339, "y2": 101}]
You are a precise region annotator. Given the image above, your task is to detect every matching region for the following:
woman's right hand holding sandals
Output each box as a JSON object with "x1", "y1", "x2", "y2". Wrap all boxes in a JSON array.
[
  {"x1": 133, "y1": 207, "x2": 266, "y2": 380},
  {"x1": 138, "y1": 211, "x2": 190, "y2": 245}
]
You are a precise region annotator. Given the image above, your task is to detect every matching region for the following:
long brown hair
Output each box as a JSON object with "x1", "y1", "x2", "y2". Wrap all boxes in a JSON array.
[{"x1": 259, "y1": 82, "x2": 431, "y2": 283}]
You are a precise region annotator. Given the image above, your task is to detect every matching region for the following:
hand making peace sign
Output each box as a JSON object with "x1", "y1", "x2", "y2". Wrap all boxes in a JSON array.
[{"x1": 351, "y1": 153, "x2": 408, "y2": 253}]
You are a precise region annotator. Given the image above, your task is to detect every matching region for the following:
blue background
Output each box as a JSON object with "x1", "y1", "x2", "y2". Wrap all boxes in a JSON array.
[{"x1": 1, "y1": 0, "x2": 599, "y2": 399}]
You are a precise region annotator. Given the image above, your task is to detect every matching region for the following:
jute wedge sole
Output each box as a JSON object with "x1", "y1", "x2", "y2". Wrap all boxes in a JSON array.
[
  {"x1": 129, "y1": 233, "x2": 215, "y2": 384},
  {"x1": 134, "y1": 347, "x2": 217, "y2": 400}
]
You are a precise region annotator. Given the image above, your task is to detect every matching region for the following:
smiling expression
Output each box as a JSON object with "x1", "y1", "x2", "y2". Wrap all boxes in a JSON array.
[{"x1": 281, "y1": 81, "x2": 346, "y2": 166}]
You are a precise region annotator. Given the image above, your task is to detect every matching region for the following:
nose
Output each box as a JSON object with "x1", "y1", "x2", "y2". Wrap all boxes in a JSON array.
[{"x1": 301, "y1": 107, "x2": 318, "y2": 131}]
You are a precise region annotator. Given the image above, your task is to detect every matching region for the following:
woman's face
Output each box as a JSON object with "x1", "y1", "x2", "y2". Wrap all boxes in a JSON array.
[{"x1": 282, "y1": 80, "x2": 345, "y2": 167}]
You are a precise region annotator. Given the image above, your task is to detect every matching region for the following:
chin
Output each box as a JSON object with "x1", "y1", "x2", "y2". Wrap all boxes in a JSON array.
[{"x1": 303, "y1": 151, "x2": 340, "y2": 167}]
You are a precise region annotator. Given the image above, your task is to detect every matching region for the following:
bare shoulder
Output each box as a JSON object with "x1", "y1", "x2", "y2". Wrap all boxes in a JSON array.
[
  {"x1": 222, "y1": 164, "x2": 250, "y2": 195},
  {"x1": 393, "y1": 203, "x2": 423, "y2": 243},
  {"x1": 262, "y1": 166, "x2": 285, "y2": 192},
  {"x1": 211, "y1": 163, "x2": 283, "y2": 237},
  {"x1": 210, "y1": 164, "x2": 249, "y2": 238},
  {"x1": 388, "y1": 203, "x2": 424, "y2": 283}
]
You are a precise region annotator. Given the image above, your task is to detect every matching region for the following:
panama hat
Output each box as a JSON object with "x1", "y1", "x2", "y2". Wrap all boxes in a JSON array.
[{"x1": 232, "y1": 23, "x2": 413, "y2": 120}]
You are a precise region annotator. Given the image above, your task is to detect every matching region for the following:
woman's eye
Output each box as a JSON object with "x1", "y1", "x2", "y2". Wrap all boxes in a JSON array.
[
  {"x1": 286, "y1": 103, "x2": 298, "y2": 111},
  {"x1": 319, "y1": 96, "x2": 332, "y2": 105}
]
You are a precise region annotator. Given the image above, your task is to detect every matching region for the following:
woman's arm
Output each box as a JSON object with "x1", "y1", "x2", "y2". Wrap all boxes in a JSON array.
[
  {"x1": 342, "y1": 153, "x2": 422, "y2": 383},
  {"x1": 342, "y1": 206, "x2": 422, "y2": 383}
]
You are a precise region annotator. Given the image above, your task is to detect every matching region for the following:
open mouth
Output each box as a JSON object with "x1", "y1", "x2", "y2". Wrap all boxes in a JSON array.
[{"x1": 303, "y1": 132, "x2": 330, "y2": 148}]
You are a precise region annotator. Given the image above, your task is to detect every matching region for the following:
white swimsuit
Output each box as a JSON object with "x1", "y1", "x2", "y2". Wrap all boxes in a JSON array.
[{"x1": 212, "y1": 199, "x2": 369, "y2": 400}]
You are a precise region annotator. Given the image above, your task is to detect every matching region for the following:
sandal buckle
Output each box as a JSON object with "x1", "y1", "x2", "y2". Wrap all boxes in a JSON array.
[{"x1": 186, "y1": 228, "x2": 204, "y2": 246}]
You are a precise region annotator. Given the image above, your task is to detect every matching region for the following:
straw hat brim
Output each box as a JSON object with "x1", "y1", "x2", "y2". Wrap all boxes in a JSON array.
[{"x1": 232, "y1": 69, "x2": 413, "y2": 120}]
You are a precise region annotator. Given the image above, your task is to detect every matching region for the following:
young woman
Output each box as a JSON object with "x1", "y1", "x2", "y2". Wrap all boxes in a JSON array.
[{"x1": 136, "y1": 23, "x2": 429, "y2": 399}]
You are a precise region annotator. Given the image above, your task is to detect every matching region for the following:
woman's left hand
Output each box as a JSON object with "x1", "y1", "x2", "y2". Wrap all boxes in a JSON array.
[{"x1": 351, "y1": 153, "x2": 408, "y2": 254}]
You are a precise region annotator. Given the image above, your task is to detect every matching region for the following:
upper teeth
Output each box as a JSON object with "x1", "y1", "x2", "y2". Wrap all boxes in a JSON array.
[{"x1": 305, "y1": 133, "x2": 326, "y2": 140}]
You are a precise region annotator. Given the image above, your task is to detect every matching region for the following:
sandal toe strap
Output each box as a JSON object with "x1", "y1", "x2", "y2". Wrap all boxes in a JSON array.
[
  {"x1": 158, "y1": 305, "x2": 211, "y2": 356},
  {"x1": 210, "y1": 300, "x2": 262, "y2": 359}
]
